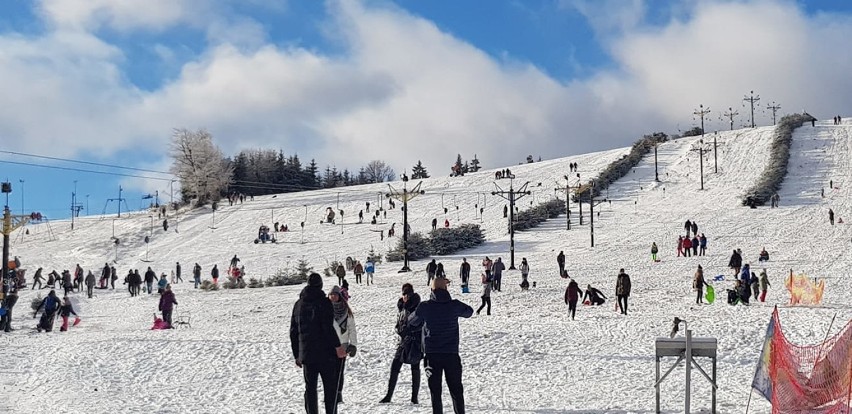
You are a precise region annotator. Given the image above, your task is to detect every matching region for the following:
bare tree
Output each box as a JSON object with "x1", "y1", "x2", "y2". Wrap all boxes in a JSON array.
[
  {"x1": 362, "y1": 160, "x2": 396, "y2": 183},
  {"x1": 169, "y1": 128, "x2": 233, "y2": 205}
]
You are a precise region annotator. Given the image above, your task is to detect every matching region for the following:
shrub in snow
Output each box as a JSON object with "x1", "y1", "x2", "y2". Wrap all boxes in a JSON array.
[
  {"x1": 366, "y1": 246, "x2": 383, "y2": 264},
  {"x1": 30, "y1": 295, "x2": 42, "y2": 312},
  {"x1": 247, "y1": 278, "x2": 263, "y2": 288},
  {"x1": 221, "y1": 276, "x2": 246, "y2": 289},
  {"x1": 294, "y1": 259, "x2": 313, "y2": 280},
  {"x1": 200, "y1": 280, "x2": 219, "y2": 291},
  {"x1": 265, "y1": 268, "x2": 307, "y2": 287},
  {"x1": 323, "y1": 261, "x2": 342, "y2": 278},
  {"x1": 386, "y1": 232, "x2": 431, "y2": 262},
  {"x1": 742, "y1": 113, "x2": 814, "y2": 206},
  {"x1": 574, "y1": 132, "x2": 668, "y2": 201},
  {"x1": 429, "y1": 224, "x2": 485, "y2": 255},
  {"x1": 514, "y1": 199, "x2": 566, "y2": 231}
]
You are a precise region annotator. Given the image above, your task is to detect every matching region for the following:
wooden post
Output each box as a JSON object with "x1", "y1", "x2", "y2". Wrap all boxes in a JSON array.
[
  {"x1": 656, "y1": 356, "x2": 662, "y2": 413},
  {"x1": 685, "y1": 329, "x2": 692, "y2": 413}
]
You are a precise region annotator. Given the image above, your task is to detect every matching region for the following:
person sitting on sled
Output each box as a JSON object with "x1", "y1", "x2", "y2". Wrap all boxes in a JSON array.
[{"x1": 583, "y1": 284, "x2": 606, "y2": 306}]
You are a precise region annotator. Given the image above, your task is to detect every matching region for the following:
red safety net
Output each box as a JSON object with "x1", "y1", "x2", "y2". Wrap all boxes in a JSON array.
[{"x1": 755, "y1": 309, "x2": 852, "y2": 413}]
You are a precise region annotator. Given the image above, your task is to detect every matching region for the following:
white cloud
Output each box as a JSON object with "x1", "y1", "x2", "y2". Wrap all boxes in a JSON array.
[
  {"x1": 562, "y1": 0, "x2": 647, "y2": 37},
  {"x1": 3, "y1": 0, "x2": 852, "y2": 180}
]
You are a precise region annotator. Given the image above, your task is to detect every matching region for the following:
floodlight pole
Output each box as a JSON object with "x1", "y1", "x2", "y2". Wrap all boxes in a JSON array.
[
  {"x1": 693, "y1": 104, "x2": 711, "y2": 136},
  {"x1": 492, "y1": 178, "x2": 530, "y2": 269},
  {"x1": 767, "y1": 102, "x2": 781, "y2": 125},
  {"x1": 723, "y1": 107, "x2": 738, "y2": 131},
  {"x1": 387, "y1": 174, "x2": 424, "y2": 272}
]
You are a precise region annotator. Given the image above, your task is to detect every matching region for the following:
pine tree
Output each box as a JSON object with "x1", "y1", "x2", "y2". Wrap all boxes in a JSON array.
[
  {"x1": 470, "y1": 155, "x2": 481, "y2": 172},
  {"x1": 452, "y1": 154, "x2": 464, "y2": 177},
  {"x1": 412, "y1": 160, "x2": 430, "y2": 179},
  {"x1": 295, "y1": 259, "x2": 313, "y2": 280}
]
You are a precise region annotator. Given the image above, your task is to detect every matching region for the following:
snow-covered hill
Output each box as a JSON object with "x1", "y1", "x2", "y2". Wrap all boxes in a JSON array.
[{"x1": 3, "y1": 119, "x2": 851, "y2": 413}]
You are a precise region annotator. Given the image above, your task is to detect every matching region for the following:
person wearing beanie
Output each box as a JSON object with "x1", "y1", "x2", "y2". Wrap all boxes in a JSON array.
[
  {"x1": 290, "y1": 273, "x2": 347, "y2": 413},
  {"x1": 380, "y1": 284, "x2": 423, "y2": 404},
  {"x1": 409, "y1": 272, "x2": 473, "y2": 413},
  {"x1": 693, "y1": 265, "x2": 708, "y2": 304},
  {"x1": 328, "y1": 286, "x2": 358, "y2": 405}
]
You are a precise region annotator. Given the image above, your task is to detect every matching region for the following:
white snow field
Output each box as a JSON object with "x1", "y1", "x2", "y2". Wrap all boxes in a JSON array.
[{"x1": 2, "y1": 119, "x2": 851, "y2": 413}]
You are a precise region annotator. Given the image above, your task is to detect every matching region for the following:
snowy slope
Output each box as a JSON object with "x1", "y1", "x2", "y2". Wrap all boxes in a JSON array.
[{"x1": 3, "y1": 120, "x2": 851, "y2": 413}]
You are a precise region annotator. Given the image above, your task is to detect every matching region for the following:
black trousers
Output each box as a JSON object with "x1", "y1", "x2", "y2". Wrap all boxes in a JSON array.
[
  {"x1": 32, "y1": 280, "x2": 42, "y2": 290},
  {"x1": 476, "y1": 297, "x2": 491, "y2": 315},
  {"x1": 355, "y1": 273, "x2": 362, "y2": 284},
  {"x1": 162, "y1": 310, "x2": 173, "y2": 327},
  {"x1": 303, "y1": 359, "x2": 340, "y2": 414},
  {"x1": 567, "y1": 300, "x2": 578, "y2": 320},
  {"x1": 425, "y1": 353, "x2": 465, "y2": 414},
  {"x1": 386, "y1": 357, "x2": 421, "y2": 400},
  {"x1": 617, "y1": 295, "x2": 628, "y2": 315},
  {"x1": 87, "y1": 285, "x2": 94, "y2": 298},
  {"x1": 695, "y1": 289, "x2": 703, "y2": 304}
]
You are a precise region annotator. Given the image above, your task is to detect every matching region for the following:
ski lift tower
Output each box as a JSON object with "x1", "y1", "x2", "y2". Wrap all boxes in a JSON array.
[
  {"x1": 655, "y1": 317, "x2": 718, "y2": 413},
  {"x1": 1, "y1": 182, "x2": 31, "y2": 299},
  {"x1": 386, "y1": 174, "x2": 424, "y2": 273}
]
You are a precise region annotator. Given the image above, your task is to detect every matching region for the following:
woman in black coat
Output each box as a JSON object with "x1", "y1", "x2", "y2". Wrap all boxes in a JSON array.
[{"x1": 379, "y1": 284, "x2": 423, "y2": 404}]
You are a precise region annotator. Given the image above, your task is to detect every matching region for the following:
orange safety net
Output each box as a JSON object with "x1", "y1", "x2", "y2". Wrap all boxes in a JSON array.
[
  {"x1": 786, "y1": 271, "x2": 825, "y2": 305},
  {"x1": 752, "y1": 308, "x2": 852, "y2": 413}
]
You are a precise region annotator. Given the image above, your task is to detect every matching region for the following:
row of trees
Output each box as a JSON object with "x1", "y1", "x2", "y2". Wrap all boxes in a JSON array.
[{"x1": 169, "y1": 129, "x2": 487, "y2": 204}]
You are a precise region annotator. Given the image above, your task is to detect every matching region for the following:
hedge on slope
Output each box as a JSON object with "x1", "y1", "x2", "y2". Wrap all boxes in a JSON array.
[
  {"x1": 741, "y1": 113, "x2": 815, "y2": 207},
  {"x1": 514, "y1": 199, "x2": 566, "y2": 231},
  {"x1": 430, "y1": 224, "x2": 485, "y2": 255},
  {"x1": 573, "y1": 132, "x2": 668, "y2": 201},
  {"x1": 386, "y1": 232, "x2": 431, "y2": 262}
]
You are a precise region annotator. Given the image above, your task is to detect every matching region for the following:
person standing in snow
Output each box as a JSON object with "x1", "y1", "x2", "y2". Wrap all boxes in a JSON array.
[
  {"x1": 193, "y1": 263, "x2": 202, "y2": 289},
  {"x1": 431, "y1": 218, "x2": 438, "y2": 231},
  {"x1": 556, "y1": 251, "x2": 566, "y2": 276},
  {"x1": 564, "y1": 278, "x2": 583, "y2": 320},
  {"x1": 58, "y1": 297, "x2": 78, "y2": 332},
  {"x1": 329, "y1": 286, "x2": 358, "y2": 404},
  {"x1": 31, "y1": 267, "x2": 44, "y2": 290},
  {"x1": 691, "y1": 235, "x2": 699, "y2": 257},
  {"x1": 211, "y1": 264, "x2": 219, "y2": 285},
  {"x1": 829, "y1": 208, "x2": 835, "y2": 225},
  {"x1": 750, "y1": 272, "x2": 760, "y2": 300},
  {"x1": 677, "y1": 236, "x2": 684, "y2": 257},
  {"x1": 157, "y1": 273, "x2": 168, "y2": 294},
  {"x1": 476, "y1": 273, "x2": 492, "y2": 316},
  {"x1": 759, "y1": 269, "x2": 771, "y2": 302},
  {"x1": 379, "y1": 284, "x2": 422, "y2": 404},
  {"x1": 175, "y1": 262, "x2": 183, "y2": 284},
  {"x1": 651, "y1": 242, "x2": 659, "y2": 262},
  {"x1": 85, "y1": 270, "x2": 96, "y2": 298},
  {"x1": 425, "y1": 259, "x2": 438, "y2": 286},
  {"x1": 459, "y1": 258, "x2": 470, "y2": 288},
  {"x1": 353, "y1": 260, "x2": 364, "y2": 285},
  {"x1": 682, "y1": 237, "x2": 692, "y2": 257},
  {"x1": 615, "y1": 269, "x2": 631, "y2": 315},
  {"x1": 34, "y1": 290, "x2": 61, "y2": 332},
  {"x1": 684, "y1": 220, "x2": 692, "y2": 237},
  {"x1": 335, "y1": 263, "x2": 346, "y2": 287},
  {"x1": 728, "y1": 249, "x2": 743, "y2": 276},
  {"x1": 693, "y1": 265, "x2": 708, "y2": 304},
  {"x1": 408, "y1": 278, "x2": 473, "y2": 414},
  {"x1": 699, "y1": 234, "x2": 707, "y2": 256},
  {"x1": 519, "y1": 258, "x2": 530, "y2": 290},
  {"x1": 159, "y1": 285, "x2": 177, "y2": 327},
  {"x1": 365, "y1": 260, "x2": 375, "y2": 286},
  {"x1": 491, "y1": 257, "x2": 505, "y2": 292},
  {"x1": 290, "y1": 273, "x2": 347, "y2": 414},
  {"x1": 435, "y1": 263, "x2": 446, "y2": 280},
  {"x1": 144, "y1": 267, "x2": 157, "y2": 294},
  {"x1": 691, "y1": 221, "x2": 698, "y2": 237}
]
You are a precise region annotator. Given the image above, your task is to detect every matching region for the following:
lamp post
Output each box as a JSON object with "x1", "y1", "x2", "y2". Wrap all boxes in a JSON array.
[{"x1": 387, "y1": 174, "x2": 424, "y2": 273}]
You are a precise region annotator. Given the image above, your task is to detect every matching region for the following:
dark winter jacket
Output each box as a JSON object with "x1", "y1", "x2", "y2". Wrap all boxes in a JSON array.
[
  {"x1": 335, "y1": 265, "x2": 345, "y2": 278},
  {"x1": 728, "y1": 251, "x2": 742, "y2": 269},
  {"x1": 425, "y1": 261, "x2": 437, "y2": 276},
  {"x1": 699, "y1": 236, "x2": 707, "y2": 248},
  {"x1": 289, "y1": 286, "x2": 341, "y2": 364},
  {"x1": 409, "y1": 288, "x2": 473, "y2": 354},
  {"x1": 491, "y1": 260, "x2": 505, "y2": 278},
  {"x1": 460, "y1": 261, "x2": 470, "y2": 276},
  {"x1": 37, "y1": 294, "x2": 60, "y2": 315},
  {"x1": 144, "y1": 270, "x2": 157, "y2": 284},
  {"x1": 395, "y1": 293, "x2": 423, "y2": 363},
  {"x1": 101, "y1": 265, "x2": 111, "y2": 279},
  {"x1": 159, "y1": 291, "x2": 177, "y2": 312},
  {"x1": 211, "y1": 266, "x2": 219, "y2": 279},
  {"x1": 583, "y1": 287, "x2": 606, "y2": 303},
  {"x1": 131, "y1": 271, "x2": 142, "y2": 286},
  {"x1": 353, "y1": 263, "x2": 364, "y2": 275},
  {"x1": 565, "y1": 280, "x2": 583, "y2": 304},
  {"x1": 616, "y1": 272, "x2": 632, "y2": 297},
  {"x1": 557, "y1": 252, "x2": 565, "y2": 265},
  {"x1": 193, "y1": 265, "x2": 201, "y2": 278},
  {"x1": 740, "y1": 265, "x2": 751, "y2": 284},
  {"x1": 176, "y1": 263, "x2": 182, "y2": 279},
  {"x1": 33, "y1": 268, "x2": 44, "y2": 282},
  {"x1": 84, "y1": 272, "x2": 96, "y2": 287},
  {"x1": 59, "y1": 303, "x2": 77, "y2": 318}
]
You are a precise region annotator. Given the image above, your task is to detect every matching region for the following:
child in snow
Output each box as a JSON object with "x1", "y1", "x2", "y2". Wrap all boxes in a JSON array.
[
  {"x1": 677, "y1": 236, "x2": 683, "y2": 257},
  {"x1": 759, "y1": 270, "x2": 770, "y2": 302},
  {"x1": 519, "y1": 258, "x2": 530, "y2": 290},
  {"x1": 651, "y1": 242, "x2": 658, "y2": 262},
  {"x1": 693, "y1": 265, "x2": 708, "y2": 304},
  {"x1": 58, "y1": 297, "x2": 79, "y2": 332},
  {"x1": 682, "y1": 237, "x2": 692, "y2": 257}
]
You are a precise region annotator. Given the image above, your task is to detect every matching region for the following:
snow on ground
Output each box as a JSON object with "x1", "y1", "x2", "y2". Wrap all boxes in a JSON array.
[{"x1": 2, "y1": 120, "x2": 851, "y2": 413}]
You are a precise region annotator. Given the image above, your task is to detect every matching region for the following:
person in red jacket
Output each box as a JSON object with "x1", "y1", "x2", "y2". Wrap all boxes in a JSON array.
[
  {"x1": 682, "y1": 236, "x2": 692, "y2": 257},
  {"x1": 564, "y1": 279, "x2": 583, "y2": 320}
]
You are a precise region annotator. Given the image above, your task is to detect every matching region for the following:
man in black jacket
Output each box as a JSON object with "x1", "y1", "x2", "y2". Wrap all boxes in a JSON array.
[
  {"x1": 409, "y1": 278, "x2": 473, "y2": 414},
  {"x1": 290, "y1": 273, "x2": 347, "y2": 414},
  {"x1": 557, "y1": 251, "x2": 565, "y2": 276}
]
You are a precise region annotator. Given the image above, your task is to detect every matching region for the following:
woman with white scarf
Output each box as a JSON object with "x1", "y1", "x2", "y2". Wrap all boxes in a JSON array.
[{"x1": 329, "y1": 286, "x2": 358, "y2": 405}]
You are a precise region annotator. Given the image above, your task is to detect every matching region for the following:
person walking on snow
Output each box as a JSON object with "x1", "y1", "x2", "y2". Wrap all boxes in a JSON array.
[
  {"x1": 408, "y1": 278, "x2": 473, "y2": 414},
  {"x1": 684, "y1": 220, "x2": 692, "y2": 237},
  {"x1": 491, "y1": 257, "x2": 505, "y2": 292},
  {"x1": 759, "y1": 269, "x2": 771, "y2": 302},
  {"x1": 425, "y1": 259, "x2": 438, "y2": 286},
  {"x1": 144, "y1": 267, "x2": 157, "y2": 294},
  {"x1": 58, "y1": 297, "x2": 78, "y2": 332},
  {"x1": 34, "y1": 290, "x2": 61, "y2": 332},
  {"x1": 476, "y1": 273, "x2": 492, "y2": 316},
  {"x1": 365, "y1": 260, "x2": 375, "y2": 286},
  {"x1": 193, "y1": 263, "x2": 201, "y2": 289},
  {"x1": 335, "y1": 263, "x2": 346, "y2": 287},
  {"x1": 750, "y1": 272, "x2": 760, "y2": 300},
  {"x1": 159, "y1": 284, "x2": 177, "y2": 327},
  {"x1": 85, "y1": 271, "x2": 96, "y2": 299},
  {"x1": 31, "y1": 267, "x2": 44, "y2": 290},
  {"x1": 353, "y1": 261, "x2": 364, "y2": 284},
  {"x1": 175, "y1": 262, "x2": 183, "y2": 284},
  {"x1": 829, "y1": 208, "x2": 835, "y2": 225},
  {"x1": 557, "y1": 251, "x2": 566, "y2": 276},
  {"x1": 211, "y1": 264, "x2": 219, "y2": 285},
  {"x1": 329, "y1": 286, "x2": 358, "y2": 404},
  {"x1": 693, "y1": 265, "x2": 708, "y2": 304},
  {"x1": 564, "y1": 278, "x2": 583, "y2": 320},
  {"x1": 728, "y1": 249, "x2": 743, "y2": 276},
  {"x1": 290, "y1": 273, "x2": 347, "y2": 414},
  {"x1": 459, "y1": 258, "x2": 470, "y2": 288},
  {"x1": 691, "y1": 235, "x2": 699, "y2": 257},
  {"x1": 379, "y1": 284, "x2": 422, "y2": 404},
  {"x1": 699, "y1": 234, "x2": 707, "y2": 256},
  {"x1": 651, "y1": 242, "x2": 658, "y2": 262},
  {"x1": 519, "y1": 258, "x2": 530, "y2": 290},
  {"x1": 615, "y1": 269, "x2": 631, "y2": 315}
]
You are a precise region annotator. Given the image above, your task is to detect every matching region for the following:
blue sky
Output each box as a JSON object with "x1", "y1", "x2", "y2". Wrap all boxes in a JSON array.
[{"x1": 1, "y1": 0, "x2": 852, "y2": 220}]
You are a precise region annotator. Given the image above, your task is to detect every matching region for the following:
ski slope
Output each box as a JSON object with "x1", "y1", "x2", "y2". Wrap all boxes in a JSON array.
[{"x1": 3, "y1": 119, "x2": 851, "y2": 413}]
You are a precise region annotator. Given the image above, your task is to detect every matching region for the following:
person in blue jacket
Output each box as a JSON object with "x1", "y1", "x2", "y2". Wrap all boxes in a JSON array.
[
  {"x1": 409, "y1": 278, "x2": 473, "y2": 414},
  {"x1": 740, "y1": 263, "x2": 751, "y2": 285},
  {"x1": 34, "y1": 290, "x2": 61, "y2": 332},
  {"x1": 365, "y1": 260, "x2": 375, "y2": 285}
]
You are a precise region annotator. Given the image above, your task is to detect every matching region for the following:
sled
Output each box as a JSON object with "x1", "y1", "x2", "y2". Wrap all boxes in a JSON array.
[
  {"x1": 712, "y1": 275, "x2": 725, "y2": 282},
  {"x1": 654, "y1": 259, "x2": 661, "y2": 262},
  {"x1": 705, "y1": 285, "x2": 716, "y2": 304},
  {"x1": 72, "y1": 317, "x2": 81, "y2": 327}
]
